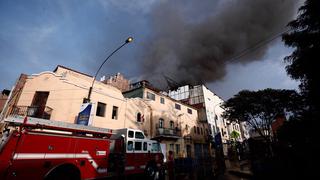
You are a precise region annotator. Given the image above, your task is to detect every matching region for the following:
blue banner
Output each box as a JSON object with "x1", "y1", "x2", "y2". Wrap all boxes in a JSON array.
[{"x1": 76, "y1": 103, "x2": 92, "y2": 126}]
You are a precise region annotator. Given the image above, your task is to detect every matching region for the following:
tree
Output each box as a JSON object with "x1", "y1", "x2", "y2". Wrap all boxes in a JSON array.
[
  {"x1": 223, "y1": 89, "x2": 302, "y2": 156},
  {"x1": 230, "y1": 130, "x2": 240, "y2": 141},
  {"x1": 282, "y1": 0, "x2": 320, "y2": 116},
  {"x1": 282, "y1": 2, "x2": 320, "y2": 175},
  {"x1": 229, "y1": 130, "x2": 240, "y2": 148}
]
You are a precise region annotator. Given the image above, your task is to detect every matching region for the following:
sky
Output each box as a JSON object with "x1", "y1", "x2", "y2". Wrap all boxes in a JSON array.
[{"x1": 0, "y1": 0, "x2": 300, "y2": 100}]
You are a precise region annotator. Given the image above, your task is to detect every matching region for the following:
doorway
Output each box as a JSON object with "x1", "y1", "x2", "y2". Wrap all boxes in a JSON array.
[{"x1": 30, "y1": 91, "x2": 49, "y2": 118}]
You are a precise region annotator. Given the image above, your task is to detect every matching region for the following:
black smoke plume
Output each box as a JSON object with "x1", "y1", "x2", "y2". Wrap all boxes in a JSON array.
[{"x1": 140, "y1": 0, "x2": 299, "y2": 88}]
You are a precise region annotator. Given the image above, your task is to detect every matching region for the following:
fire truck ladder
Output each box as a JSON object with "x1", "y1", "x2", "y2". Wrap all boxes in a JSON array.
[{"x1": 4, "y1": 115, "x2": 114, "y2": 137}]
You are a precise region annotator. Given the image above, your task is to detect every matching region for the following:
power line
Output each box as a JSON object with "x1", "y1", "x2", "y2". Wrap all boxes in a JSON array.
[{"x1": 224, "y1": 28, "x2": 290, "y2": 64}]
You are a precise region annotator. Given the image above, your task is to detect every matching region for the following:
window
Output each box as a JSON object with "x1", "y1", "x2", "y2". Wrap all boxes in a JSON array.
[
  {"x1": 170, "y1": 121, "x2": 174, "y2": 129},
  {"x1": 159, "y1": 118, "x2": 164, "y2": 128},
  {"x1": 30, "y1": 91, "x2": 49, "y2": 118},
  {"x1": 135, "y1": 131, "x2": 145, "y2": 139},
  {"x1": 194, "y1": 126, "x2": 196, "y2": 133},
  {"x1": 146, "y1": 92, "x2": 155, "y2": 101},
  {"x1": 135, "y1": 141, "x2": 142, "y2": 151},
  {"x1": 127, "y1": 141, "x2": 133, "y2": 151},
  {"x1": 200, "y1": 128, "x2": 203, "y2": 135},
  {"x1": 143, "y1": 142, "x2": 148, "y2": 151},
  {"x1": 128, "y1": 130, "x2": 134, "y2": 138},
  {"x1": 175, "y1": 103, "x2": 181, "y2": 110},
  {"x1": 197, "y1": 127, "x2": 200, "y2": 134},
  {"x1": 175, "y1": 144, "x2": 180, "y2": 156},
  {"x1": 112, "y1": 106, "x2": 118, "y2": 119},
  {"x1": 212, "y1": 125, "x2": 216, "y2": 135},
  {"x1": 187, "y1": 108, "x2": 192, "y2": 114},
  {"x1": 137, "y1": 112, "x2": 142, "y2": 122},
  {"x1": 96, "y1": 102, "x2": 106, "y2": 117},
  {"x1": 152, "y1": 143, "x2": 160, "y2": 152},
  {"x1": 169, "y1": 144, "x2": 174, "y2": 151},
  {"x1": 160, "y1": 97, "x2": 165, "y2": 104}
]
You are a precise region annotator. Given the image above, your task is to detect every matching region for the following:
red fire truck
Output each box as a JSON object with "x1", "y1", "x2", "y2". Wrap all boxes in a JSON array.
[{"x1": 0, "y1": 116, "x2": 164, "y2": 179}]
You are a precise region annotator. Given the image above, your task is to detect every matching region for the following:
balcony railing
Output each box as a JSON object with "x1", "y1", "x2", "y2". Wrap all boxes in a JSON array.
[
  {"x1": 10, "y1": 105, "x2": 53, "y2": 120},
  {"x1": 155, "y1": 124, "x2": 181, "y2": 138}
]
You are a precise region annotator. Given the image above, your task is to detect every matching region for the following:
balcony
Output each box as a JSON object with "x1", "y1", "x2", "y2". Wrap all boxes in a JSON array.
[
  {"x1": 153, "y1": 124, "x2": 182, "y2": 140},
  {"x1": 10, "y1": 105, "x2": 53, "y2": 120}
]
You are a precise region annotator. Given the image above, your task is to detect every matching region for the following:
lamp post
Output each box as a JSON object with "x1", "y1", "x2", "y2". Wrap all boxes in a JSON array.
[
  {"x1": 76, "y1": 37, "x2": 133, "y2": 126},
  {"x1": 85, "y1": 37, "x2": 133, "y2": 102}
]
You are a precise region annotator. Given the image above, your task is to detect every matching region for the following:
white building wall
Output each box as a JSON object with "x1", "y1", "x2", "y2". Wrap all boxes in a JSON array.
[{"x1": 201, "y1": 85, "x2": 229, "y2": 143}]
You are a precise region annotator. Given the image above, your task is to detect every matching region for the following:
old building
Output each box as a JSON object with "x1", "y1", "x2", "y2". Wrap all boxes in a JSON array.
[
  {"x1": 168, "y1": 85, "x2": 246, "y2": 156},
  {"x1": 123, "y1": 81, "x2": 209, "y2": 159},
  {"x1": 1, "y1": 65, "x2": 209, "y2": 159},
  {"x1": 0, "y1": 90, "x2": 10, "y2": 113},
  {"x1": 101, "y1": 72, "x2": 130, "y2": 92}
]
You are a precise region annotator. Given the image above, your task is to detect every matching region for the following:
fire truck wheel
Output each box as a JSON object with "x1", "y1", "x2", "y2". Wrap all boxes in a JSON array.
[
  {"x1": 45, "y1": 164, "x2": 81, "y2": 180},
  {"x1": 145, "y1": 163, "x2": 157, "y2": 180}
]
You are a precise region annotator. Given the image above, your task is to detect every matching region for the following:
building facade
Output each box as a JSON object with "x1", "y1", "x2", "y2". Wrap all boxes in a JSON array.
[
  {"x1": 168, "y1": 85, "x2": 247, "y2": 155},
  {"x1": 100, "y1": 73, "x2": 130, "y2": 92},
  {"x1": 0, "y1": 90, "x2": 10, "y2": 113},
  {"x1": 123, "y1": 81, "x2": 210, "y2": 159},
  {"x1": 1, "y1": 65, "x2": 210, "y2": 159}
]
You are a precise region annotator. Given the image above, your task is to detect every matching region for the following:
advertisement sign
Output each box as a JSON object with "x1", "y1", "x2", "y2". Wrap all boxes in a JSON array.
[{"x1": 76, "y1": 103, "x2": 93, "y2": 126}]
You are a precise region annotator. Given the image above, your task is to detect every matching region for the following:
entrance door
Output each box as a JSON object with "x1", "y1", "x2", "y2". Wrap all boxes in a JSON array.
[
  {"x1": 194, "y1": 143, "x2": 203, "y2": 159},
  {"x1": 31, "y1": 91, "x2": 49, "y2": 118},
  {"x1": 186, "y1": 145, "x2": 192, "y2": 158}
]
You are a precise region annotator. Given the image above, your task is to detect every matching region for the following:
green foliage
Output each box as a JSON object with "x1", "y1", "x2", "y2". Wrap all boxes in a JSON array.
[
  {"x1": 223, "y1": 89, "x2": 302, "y2": 140},
  {"x1": 230, "y1": 130, "x2": 240, "y2": 140},
  {"x1": 279, "y1": 1, "x2": 320, "y2": 177},
  {"x1": 282, "y1": 0, "x2": 320, "y2": 111}
]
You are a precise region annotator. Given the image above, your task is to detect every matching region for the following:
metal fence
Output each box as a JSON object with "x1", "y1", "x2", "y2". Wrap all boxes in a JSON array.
[{"x1": 10, "y1": 105, "x2": 53, "y2": 119}]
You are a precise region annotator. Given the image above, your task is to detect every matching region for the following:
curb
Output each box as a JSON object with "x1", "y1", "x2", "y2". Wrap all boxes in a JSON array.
[{"x1": 228, "y1": 170, "x2": 253, "y2": 179}]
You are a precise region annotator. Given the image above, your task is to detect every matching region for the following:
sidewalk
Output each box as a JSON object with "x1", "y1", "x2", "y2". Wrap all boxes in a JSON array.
[{"x1": 225, "y1": 159, "x2": 253, "y2": 179}]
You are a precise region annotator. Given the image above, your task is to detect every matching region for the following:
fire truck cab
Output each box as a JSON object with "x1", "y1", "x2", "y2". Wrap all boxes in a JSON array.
[{"x1": 109, "y1": 128, "x2": 164, "y2": 177}]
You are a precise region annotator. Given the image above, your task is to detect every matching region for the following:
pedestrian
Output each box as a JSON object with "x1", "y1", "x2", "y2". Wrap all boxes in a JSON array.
[{"x1": 167, "y1": 150, "x2": 174, "y2": 180}]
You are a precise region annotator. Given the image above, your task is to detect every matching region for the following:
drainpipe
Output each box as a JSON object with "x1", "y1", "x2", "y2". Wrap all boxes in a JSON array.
[{"x1": 142, "y1": 100, "x2": 153, "y2": 139}]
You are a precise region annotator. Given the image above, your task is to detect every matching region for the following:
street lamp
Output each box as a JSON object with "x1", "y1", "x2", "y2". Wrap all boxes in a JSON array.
[{"x1": 85, "y1": 37, "x2": 133, "y2": 102}]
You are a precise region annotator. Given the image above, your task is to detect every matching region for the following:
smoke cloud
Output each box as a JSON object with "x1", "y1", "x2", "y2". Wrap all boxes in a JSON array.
[{"x1": 139, "y1": 0, "x2": 299, "y2": 88}]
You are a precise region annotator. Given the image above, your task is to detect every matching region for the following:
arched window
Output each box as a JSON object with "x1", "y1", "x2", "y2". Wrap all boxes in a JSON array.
[{"x1": 137, "y1": 112, "x2": 142, "y2": 122}]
